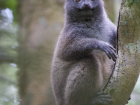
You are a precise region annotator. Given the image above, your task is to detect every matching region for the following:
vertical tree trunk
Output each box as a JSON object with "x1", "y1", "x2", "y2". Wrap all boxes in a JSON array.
[
  {"x1": 18, "y1": 0, "x2": 64, "y2": 105},
  {"x1": 106, "y1": 0, "x2": 140, "y2": 105}
]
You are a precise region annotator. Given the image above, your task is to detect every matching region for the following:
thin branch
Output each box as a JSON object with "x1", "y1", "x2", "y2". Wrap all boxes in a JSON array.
[
  {"x1": 0, "y1": 74, "x2": 16, "y2": 85},
  {"x1": 0, "y1": 47, "x2": 17, "y2": 63},
  {"x1": 0, "y1": 54, "x2": 17, "y2": 63}
]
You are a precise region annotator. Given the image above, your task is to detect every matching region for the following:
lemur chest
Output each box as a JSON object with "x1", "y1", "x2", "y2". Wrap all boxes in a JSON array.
[{"x1": 81, "y1": 28, "x2": 110, "y2": 42}]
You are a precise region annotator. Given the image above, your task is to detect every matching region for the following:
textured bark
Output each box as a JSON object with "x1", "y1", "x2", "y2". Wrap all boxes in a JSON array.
[
  {"x1": 106, "y1": 0, "x2": 140, "y2": 105},
  {"x1": 18, "y1": 0, "x2": 64, "y2": 105}
]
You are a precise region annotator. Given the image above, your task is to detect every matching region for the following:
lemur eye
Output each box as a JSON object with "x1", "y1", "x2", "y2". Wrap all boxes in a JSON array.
[{"x1": 76, "y1": 0, "x2": 80, "y2": 2}]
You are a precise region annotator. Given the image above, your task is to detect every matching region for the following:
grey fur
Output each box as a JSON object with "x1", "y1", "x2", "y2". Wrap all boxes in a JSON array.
[{"x1": 51, "y1": 0, "x2": 117, "y2": 105}]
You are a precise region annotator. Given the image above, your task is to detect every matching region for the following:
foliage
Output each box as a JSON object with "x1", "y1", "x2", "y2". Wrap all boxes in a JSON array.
[
  {"x1": 0, "y1": 5, "x2": 18, "y2": 105},
  {"x1": 0, "y1": 63, "x2": 19, "y2": 105},
  {"x1": 0, "y1": 0, "x2": 18, "y2": 22}
]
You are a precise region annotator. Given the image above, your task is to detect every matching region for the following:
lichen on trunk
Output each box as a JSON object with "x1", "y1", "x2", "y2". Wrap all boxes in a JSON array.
[{"x1": 105, "y1": 0, "x2": 140, "y2": 105}]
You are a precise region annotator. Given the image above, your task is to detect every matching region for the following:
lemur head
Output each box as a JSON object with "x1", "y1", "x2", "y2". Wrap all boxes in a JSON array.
[{"x1": 65, "y1": 0, "x2": 104, "y2": 18}]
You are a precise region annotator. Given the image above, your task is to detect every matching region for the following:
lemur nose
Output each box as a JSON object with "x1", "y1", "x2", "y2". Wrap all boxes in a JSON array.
[
  {"x1": 84, "y1": 4, "x2": 90, "y2": 9},
  {"x1": 84, "y1": 4, "x2": 89, "y2": 7}
]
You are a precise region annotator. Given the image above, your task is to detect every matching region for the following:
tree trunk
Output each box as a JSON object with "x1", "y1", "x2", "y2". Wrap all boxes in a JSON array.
[
  {"x1": 106, "y1": 0, "x2": 140, "y2": 105},
  {"x1": 18, "y1": 0, "x2": 64, "y2": 105}
]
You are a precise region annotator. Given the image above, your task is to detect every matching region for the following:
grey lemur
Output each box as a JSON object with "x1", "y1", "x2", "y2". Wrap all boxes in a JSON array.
[{"x1": 51, "y1": 0, "x2": 117, "y2": 105}]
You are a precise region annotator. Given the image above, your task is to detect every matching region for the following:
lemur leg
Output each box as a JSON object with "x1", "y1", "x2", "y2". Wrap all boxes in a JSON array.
[{"x1": 64, "y1": 58, "x2": 107, "y2": 105}]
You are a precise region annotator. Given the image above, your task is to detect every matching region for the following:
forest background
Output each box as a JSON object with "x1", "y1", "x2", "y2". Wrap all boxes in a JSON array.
[{"x1": 0, "y1": 0, "x2": 140, "y2": 105}]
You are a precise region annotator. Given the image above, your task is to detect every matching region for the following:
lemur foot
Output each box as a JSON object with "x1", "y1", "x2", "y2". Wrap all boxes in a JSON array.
[
  {"x1": 126, "y1": 96, "x2": 131, "y2": 104},
  {"x1": 90, "y1": 92, "x2": 113, "y2": 105}
]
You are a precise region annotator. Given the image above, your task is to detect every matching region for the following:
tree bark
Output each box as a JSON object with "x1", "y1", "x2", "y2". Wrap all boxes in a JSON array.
[
  {"x1": 106, "y1": 0, "x2": 140, "y2": 105},
  {"x1": 18, "y1": 0, "x2": 64, "y2": 105}
]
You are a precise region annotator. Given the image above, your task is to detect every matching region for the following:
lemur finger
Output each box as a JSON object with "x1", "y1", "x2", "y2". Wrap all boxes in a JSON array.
[
  {"x1": 107, "y1": 47, "x2": 117, "y2": 61},
  {"x1": 105, "y1": 50, "x2": 111, "y2": 59},
  {"x1": 109, "y1": 45, "x2": 116, "y2": 51},
  {"x1": 97, "y1": 95, "x2": 111, "y2": 99}
]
